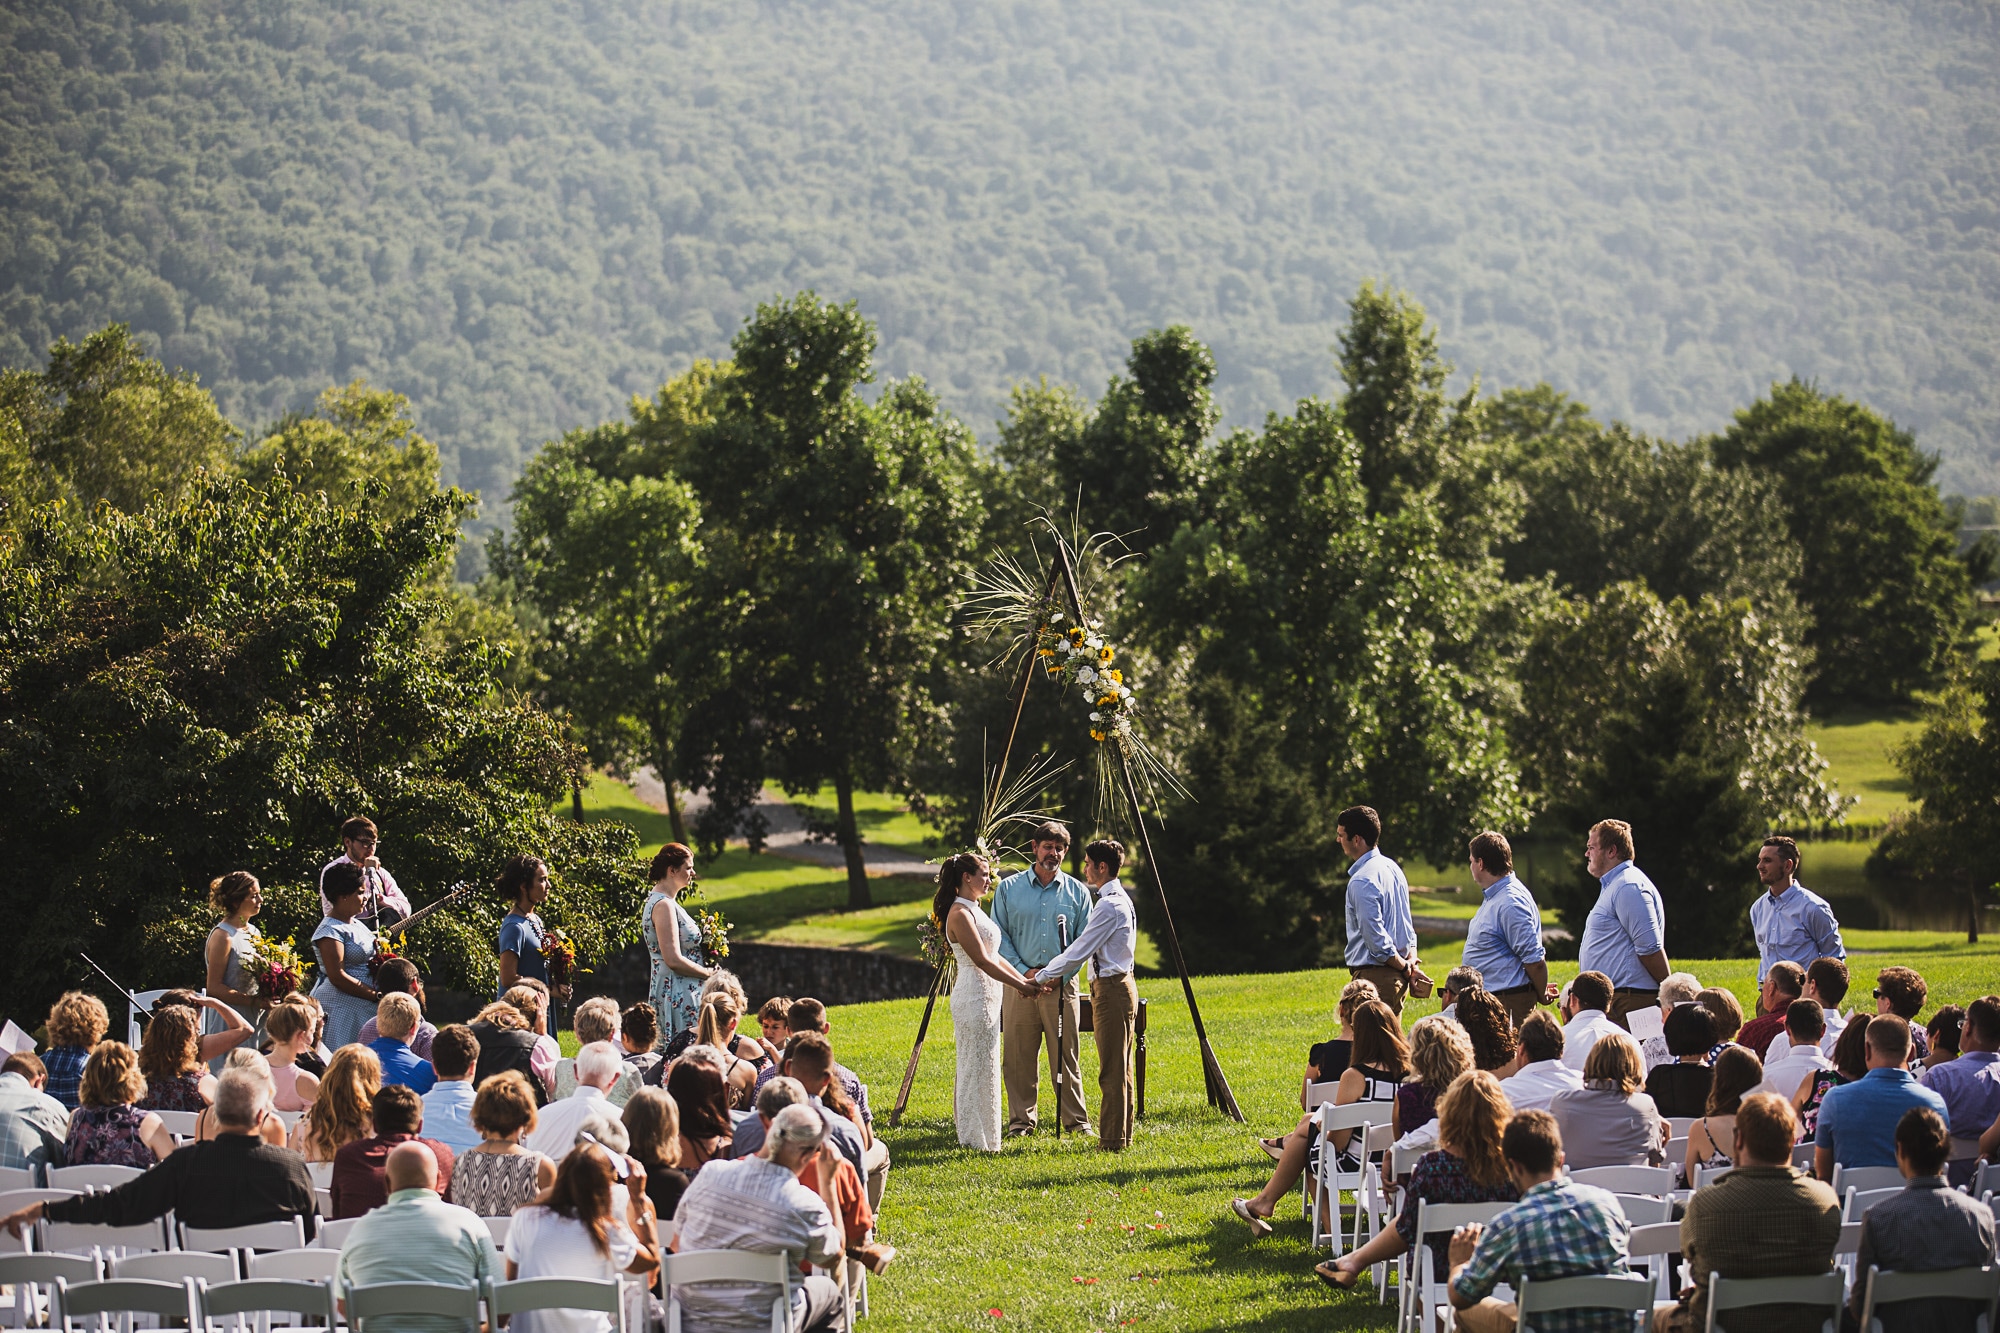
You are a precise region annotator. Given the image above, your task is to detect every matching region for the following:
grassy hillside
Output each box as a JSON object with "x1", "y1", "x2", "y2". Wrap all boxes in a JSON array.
[{"x1": 4, "y1": 0, "x2": 1998, "y2": 508}]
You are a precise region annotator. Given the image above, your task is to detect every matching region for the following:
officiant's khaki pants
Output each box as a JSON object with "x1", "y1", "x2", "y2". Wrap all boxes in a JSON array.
[
  {"x1": 1092, "y1": 973, "x2": 1137, "y2": 1151},
  {"x1": 1003, "y1": 977, "x2": 1089, "y2": 1133}
]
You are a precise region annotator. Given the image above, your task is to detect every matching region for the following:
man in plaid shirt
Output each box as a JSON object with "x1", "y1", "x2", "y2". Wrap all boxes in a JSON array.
[{"x1": 1447, "y1": 1110, "x2": 1632, "y2": 1333}]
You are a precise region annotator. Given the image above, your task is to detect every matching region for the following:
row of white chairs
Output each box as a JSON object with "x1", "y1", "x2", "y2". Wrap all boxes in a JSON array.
[{"x1": 0, "y1": 1197, "x2": 516, "y2": 1261}]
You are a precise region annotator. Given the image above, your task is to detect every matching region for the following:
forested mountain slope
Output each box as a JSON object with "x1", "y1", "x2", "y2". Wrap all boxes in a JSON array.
[{"x1": 4, "y1": 0, "x2": 1997, "y2": 501}]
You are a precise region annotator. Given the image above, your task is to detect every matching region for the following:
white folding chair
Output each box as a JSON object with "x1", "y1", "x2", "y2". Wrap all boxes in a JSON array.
[
  {"x1": 181, "y1": 1220, "x2": 307, "y2": 1254},
  {"x1": 1347, "y1": 1123, "x2": 1397, "y2": 1261},
  {"x1": 1856, "y1": 1264, "x2": 1999, "y2": 1333},
  {"x1": 1691, "y1": 1164, "x2": 1734, "y2": 1190},
  {"x1": 0, "y1": 1188, "x2": 79, "y2": 1215},
  {"x1": 1843, "y1": 1187, "x2": 1903, "y2": 1223},
  {"x1": 128, "y1": 991, "x2": 178, "y2": 1047},
  {"x1": 1832, "y1": 1165, "x2": 1905, "y2": 1196},
  {"x1": 479, "y1": 1217, "x2": 512, "y2": 1249},
  {"x1": 197, "y1": 1276, "x2": 339, "y2": 1333},
  {"x1": 1403, "y1": 1199, "x2": 1512, "y2": 1333},
  {"x1": 661, "y1": 1251, "x2": 790, "y2": 1333},
  {"x1": 0, "y1": 1252, "x2": 100, "y2": 1330},
  {"x1": 46, "y1": 1166, "x2": 145, "y2": 1192},
  {"x1": 1513, "y1": 1272, "x2": 1653, "y2": 1333},
  {"x1": 1310, "y1": 1102, "x2": 1390, "y2": 1256},
  {"x1": 311, "y1": 1219, "x2": 362, "y2": 1250},
  {"x1": 343, "y1": 1282, "x2": 479, "y2": 1333},
  {"x1": 1625, "y1": 1222, "x2": 1683, "y2": 1301},
  {"x1": 1612, "y1": 1194, "x2": 1672, "y2": 1226},
  {"x1": 0, "y1": 1169, "x2": 39, "y2": 1192},
  {"x1": 1792, "y1": 1144, "x2": 1817, "y2": 1171},
  {"x1": 44, "y1": 1219, "x2": 166, "y2": 1259},
  {"x1": 1667, "y1": 1118, "x2": 1699, "y2": 1140},
  {"x1": 53, "y1": 1276, "x2": 200, "y2": 1333},
  {"x1": 152, "y1": 1111, "x2": 201, "y2": 1142},
  {"x1": 489, "y1": 1278, "x2": 624, "y2": 1333},
  {"x1": 1571, "y1": 1166, "x2": 1674, "y2": 1196},
  {"x1": 1304, "y1": 1080, "x2": 1342, "y2": 1111},
  {"x1": 1664, "y1": 1139, "x2": 1689, "y2": 1173},
  {"x1": 112, "y1": 1251, "x2": 239, "y2": 1285},
  {"x1": 1836, "y1": 1222, "x2": 1862, "y2": 1255},
  {"x1": 312, "y1": 1190, "x2": 332, "y2": 1220},
  {"x1": 1703, "y1": 1270, "x2": 1844, "y2": 1333},
  {"x1": 1974, "y1": 1163, "x2": 1999, "y2": 1201},
  {"x1": 272, "y1": 1111, "x2": 304, "y2": 1133},
  {"x1": 245, "y1": 1251, "x2": 339, "y2": 1284}
]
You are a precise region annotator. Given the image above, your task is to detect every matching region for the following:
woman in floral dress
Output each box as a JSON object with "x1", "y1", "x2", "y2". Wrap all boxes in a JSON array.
[{"x1": 642, "y1": 842, "x2": 708, "y2": 1041}]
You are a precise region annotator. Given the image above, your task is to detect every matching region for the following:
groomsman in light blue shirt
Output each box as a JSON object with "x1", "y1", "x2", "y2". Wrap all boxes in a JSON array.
[
  {"x1": 1578, "y1": 818, "x2": 1671, "y2": 1031},
  {"x1": 1339, "y1": 805, "x2": 1420, "y2": 1014},
  {"x1": 1748, "y1": 835, "x2": 1844, "y2": 982},
  {"x1": 1460, "y1": 831, "x2": 1555, "y2": 1028}
]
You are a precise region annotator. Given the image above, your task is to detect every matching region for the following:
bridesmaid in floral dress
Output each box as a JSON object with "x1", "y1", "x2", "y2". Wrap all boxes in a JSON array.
[{"x1": 643, "y1": 843, "x2": 709, "y2": 1042}]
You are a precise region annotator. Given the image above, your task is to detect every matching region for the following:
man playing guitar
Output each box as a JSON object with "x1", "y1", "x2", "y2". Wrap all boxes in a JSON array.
[{"x1": 319, "y1": 816, "x2": 413, "y2": 930}]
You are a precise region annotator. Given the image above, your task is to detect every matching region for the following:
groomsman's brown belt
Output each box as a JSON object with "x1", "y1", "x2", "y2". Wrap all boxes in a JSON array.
[
  {"x1": 1489, "y1": 984, "x2": 1535, "y2": 996},
  {"x1": 1614, "y1": 986, "x2": 1660, "y2": 994}
]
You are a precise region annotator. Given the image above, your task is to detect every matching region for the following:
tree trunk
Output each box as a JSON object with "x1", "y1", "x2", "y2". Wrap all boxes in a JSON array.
[
  {"x1": 662, "y1": 771, "x2": 688, "y2": 847},
  {"x1": 1969, "y1": 882, "x2": 1981, "y2": 944},
  {"x1": 835, "y1": 770, "x2": 872, "y2": 910},
  {"x1": 571, "y1": 779, "x2": 585, "y2": 820}
]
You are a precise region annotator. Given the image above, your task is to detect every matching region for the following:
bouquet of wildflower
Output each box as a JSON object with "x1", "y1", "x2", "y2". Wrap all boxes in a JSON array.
[
  {"x1": 540, "y1": 926, "x2": 577, "y2": 989},
  {"x1": 1034, "y1": 609, "x2": 1135, "y2": 744},
  {"x1": 916, "y1": 913, "x2": 954, "y2": 972},
  {"x1": 693, "y1": 907, "x2": 732, "y2": 966},
  {"x1": 251, "y1": 934, "x2": 310, "y2": 1000},
  {"x1": 367, "y1": 938, "x2": 405, "y2": 986}
]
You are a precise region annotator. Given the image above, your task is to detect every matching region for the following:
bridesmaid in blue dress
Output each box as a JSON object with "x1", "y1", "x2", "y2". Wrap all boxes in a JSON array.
[
  {"x1": 644, "y1": 843, "x2": 709, "y2": 1041},
  {"x1": 310, "y1": 863, "x2": 382, "y2": 1050}
]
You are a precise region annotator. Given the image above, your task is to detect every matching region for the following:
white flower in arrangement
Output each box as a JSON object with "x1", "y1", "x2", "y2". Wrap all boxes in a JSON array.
[
  {"x1": 1089, "y1": 711, "x2": 1103, "y2": 722},
  {"x1": 1077, "y1": 667, "x2": 1098, "y2": 686}
]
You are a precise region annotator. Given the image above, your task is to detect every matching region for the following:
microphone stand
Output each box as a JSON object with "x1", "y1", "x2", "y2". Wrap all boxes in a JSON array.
[{"x1": 1054, "y1": 913, "x2": 1069, "y2": 1142}]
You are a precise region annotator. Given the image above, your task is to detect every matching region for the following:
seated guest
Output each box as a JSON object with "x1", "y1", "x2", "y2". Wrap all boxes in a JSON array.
[
  {"x1": 670, "y1": 1052, "x2": 740, "y2": 1176},
  {"x1": 1549, "y1": 1031, "x2": 1665, "y2": 1169},
  {"x1": 503, "y1": 982, "x2": 563, "y2": 1096},
  {"x1": 1444, "y1": 1109, "x2": 1632, "y2": 1333},
  {"x1": 525, "y1": 1041, "x2": 627, "y2": 1160},
  {"x1": 1640, "y1": 973, "x2": 1703, "y2": 1072},
  {"x1": 335, "y1": 1142, "x2": 499, "y2": 1323},
  {"x1": 1758, "y1": 1000, "x2": 1829, "y2": 1099},
  {"x1": 64, "y1": 1041, "x2": 174, "y2": 1166},
  {"x1": 1653, "y1": 1093, "x2": 1841, "y2": 1333},
  {"x1": 42, "y1": 992, "x2": 109, "y2": 1111},
  {"x1": 696, "y1": 993, "x2": 762, "y2": 1109},
  {"x1": 730, "y1": 1071, "x2": 890, "y2": 1276},
  {"x1": 1914, "y1": 994, "x2": 2000, "y2": 1186},
  {"x1": 1875, "y1": 967, "x2": 1931, "y2": 1063},
  {"x1": 1922, "y1": 1005, "x2": 1965, "y2": 1073},
  {"x1": 732, "y1": 1075, "x2": 807, "y2": 1159},
  {"x1": 1682, "y1": 1047, "x2": 1763, "y2": 1188},
  {"x1": 1268, "y1": 977, "x2": 1379, "y2": 1160},
  {"x1": 1, "y1": 1068, "x2": 311, "y2": 1235},
  {"x1": 552, "y1": 998, "x2": 642, "y2": 1106},
  {"x1": 1645, "y1": 1003, "x2": 1718, "y2": 1118},
  {"x1": 504, "y1": 1142, "x2": 660, "y2": 1331},
  {"x1": 195, "y1": 1049, "x2": 288, "y2": 1146},
  {"x1": 1453, "y1": 990, "x2": 1519, "y2": 1074},
  {"x1": 419, "y1": 1025, "x2": 482, "y2": 1156},
  {"x1": 1798, "y1": 1014, "x2": 1870, "y2": 1141},
  {"x1": 672, "y1": 1103, "x2": 848, "y2": 1333},
  {"x1": 1814, "y1": 1015, "x2": 1947, "y2": 1179},
  {"x1": 263, "y1": 999, "x2": 322, "y2": 1112},
  {"x1": 1499, "y1": 1011, "x2": 1583, "y2": 1112},
  {"x1": 1558, "y1": 973, "x2": 1622, "y2": 1073},
  {"x1": 1439, "y1": 965, "x2": 1484, "y2": 1021},
  {"x1": 622, "y1": 1087, "x2": 690, "y2": 1222},
  {"x1": 756, "y1": 996, "x2": 793, "y2": 1064},
  {"x1": 447, "y1": 1070, "x2": 554, "y2": 1216},
  {"x1": 293, "y1": 1044, "x2": 379, "y2": 1183},
  {"x1": 775, "y1": 1034, "x2": 867, "y2": 1179},
  {"x1": 620, "y1": 1003, "x2": 664, "y2": 1082},
  {"x1": 1316, "y1": 1070, "x2": 1521, "y2": 1291},
  {"x1": 0, "y1": 1053, "x2": 70, "y2": 1170},
  {"x1": 687, "y1": 971, "x2": 771, "y2": 1071},
  {"x1": 330, "y1": 1083, "x2": 457, "y2": 1218},
  {"x1": 1233, "y1": 997, "x2": 1408, "y2": 1235},
  {"x1": 1696, "y1": 987, "x2": 1744, "y2": 1059},
  {"x1": 367, "y1": 993, "x2": 436, "y2": 1094},
  {"x1": 151, "y1": 988, "x2": 254, "y2": 1066},
  {"x1": 469, "y1": 999, "x2": 547, "y2": 1107},
  {"x1": 1767, "y1": 957, "x2": 1851, "y2": 1062},
  {"x1": 355, "y1": 958, "x2": 438, "y2": 1062},
  {"x1": 752, "y1": 998, "x2": 872, "y2": 1130},
  {"x1": 1846, "y1": 1107, "x2": 1997, "y2": 1333},
  {"x1": 1738, "y1": 961, "x2": 1806, "y2": 1060},
  {"x1": 1397, "y1": 1016, "x2": 1475, "y2": 1142},
  {"x1": 135, "y1": 1006, "x2": 214, "y2": 1111}
]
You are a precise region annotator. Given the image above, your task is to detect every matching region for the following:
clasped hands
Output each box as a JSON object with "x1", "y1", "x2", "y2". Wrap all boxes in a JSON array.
[{"x1": 1019, "y1": 968, "x2": 1062, "y2": 995}]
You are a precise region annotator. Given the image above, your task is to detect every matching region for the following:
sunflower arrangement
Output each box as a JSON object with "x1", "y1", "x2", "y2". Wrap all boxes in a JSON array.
[
  {"x1": 1034, "y1": 611, "x2": 1135, "y2": 744},
  {"x1": 540, "y1": 927, "x2": 578, "y2": 989},
  {"x1": 251, "y1": 934, "x2": 311, "y2": 1000},
  {"x1": 693, "y1": 906, "x2": 732, "y2": 965}
]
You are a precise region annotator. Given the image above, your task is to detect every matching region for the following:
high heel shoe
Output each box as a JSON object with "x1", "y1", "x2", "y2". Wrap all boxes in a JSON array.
[{"x1": 1230, "y1": 1198, "x2": 1273, "y2": 1237}]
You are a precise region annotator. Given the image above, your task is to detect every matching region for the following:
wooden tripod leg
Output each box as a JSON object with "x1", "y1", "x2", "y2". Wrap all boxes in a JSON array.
[{"x1": 888, "y1": 964, "x2": 947, "y2": 1129}]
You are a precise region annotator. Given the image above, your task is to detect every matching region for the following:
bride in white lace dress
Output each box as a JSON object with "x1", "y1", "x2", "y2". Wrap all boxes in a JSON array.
[{"x1": 937, "y1": 853, "x2": 1042, "y2": 1151}]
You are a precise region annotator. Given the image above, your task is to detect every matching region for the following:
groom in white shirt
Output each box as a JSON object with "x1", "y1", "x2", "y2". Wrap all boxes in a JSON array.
[{"x1": 1030, "y1": 838, "x2": 1140, "y2": 1151}]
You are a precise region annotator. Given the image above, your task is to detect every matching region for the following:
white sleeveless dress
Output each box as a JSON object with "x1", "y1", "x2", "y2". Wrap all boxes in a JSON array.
[{"x1": 949, "y1": 899, "x2": 1005, "y2": 1151}]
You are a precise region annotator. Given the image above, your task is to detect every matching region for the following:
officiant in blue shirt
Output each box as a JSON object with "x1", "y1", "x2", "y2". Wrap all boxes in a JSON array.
[
  {"x1": 1459, "y1": 830, "x2": 1554, "y2": 1027},
  {"x1": 992, "y1": 820, "x2": 1093, "y2": 1137}
]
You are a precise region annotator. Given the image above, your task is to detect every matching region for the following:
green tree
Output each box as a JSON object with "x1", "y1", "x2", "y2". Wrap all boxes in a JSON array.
[
  {"x1": 680, "y1": 295, "x2": 984, "y2": 907},
  {"x1": 0, "y1": 325, "x2": 237, "y2": 517},
  {"x1": 238, "y1": 380, "x2": 444, "y2": 523},
  {"x1": 1710, "y1": 379, "x2": 1974, "y2": 704}
]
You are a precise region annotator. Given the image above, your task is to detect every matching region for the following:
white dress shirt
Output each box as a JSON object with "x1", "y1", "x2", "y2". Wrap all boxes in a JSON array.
[
  {"x1": 522, "y1": 1084, "x2": 608, "y2": 1159},
  {"x1": 1560, "y1": 1008, "x2": 1625, "y2": 1072},
  {"x1": 1502, "y1": 1058, "x2": 1586, "y2": 1111},
  {"x1": 1757, "y1": 1044, "x2": 1832, "y2": 1100},
  {"x1": 1040, "y1": 878, "x2": 1137, "y2": 980},
  {"x1": 1765, "y1": 1007, "x2": 1846, "y2": 1062}
]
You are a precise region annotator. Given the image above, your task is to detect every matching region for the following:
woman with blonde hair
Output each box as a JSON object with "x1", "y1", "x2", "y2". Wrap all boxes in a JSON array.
[
  {"x1": 1395, "y1": 1015, "x2": 1475, "y2": 1139},
  {"x1": 621, "y1": 1087, "x2": 688, "y2": 1221},
  {"x1": 696, "y1": 994, "x2": 759, "y2": 1108},
  {"x1": 293, "y1": 1044, "x2": 381, "y2": 1187},
  {"x1": 1548, "y1": 1030, "x2": 1666, "y2": 1169},
  {"x1": 448, "y1": 1070, "x2": 556, "y2": 1216},
  {"x1": 502, "y1": 984, "x2": 562, "y2": 1096},
  {"x1": 1315, "y1": 1070, "x2": 1519, "y2": 1290},
  {"x1": 64, "y1": 1041, "x2": 175, "y2": 1166},
  {"x1": 136, "y1": 1006, "x2": 214, "y2": 1111},
  {"x1": 264, "y1": 1000, "x2": 322, "y2": 1112},
  {"x1": 194, "y1": 1049, "x2": 288, "y2": 1145}
]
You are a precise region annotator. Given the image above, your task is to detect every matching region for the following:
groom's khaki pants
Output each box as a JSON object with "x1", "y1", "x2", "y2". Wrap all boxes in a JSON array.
[
  {"x1": 1091, "y1": 972, "x2": 1138, "y2": 1150},
  {"x1": 1002, "y1": 976, "x2": 1089, "y2": 1133}
]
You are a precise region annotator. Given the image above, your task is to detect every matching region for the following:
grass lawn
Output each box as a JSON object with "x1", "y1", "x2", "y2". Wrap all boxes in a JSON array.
[{"x1": 1805, "y1": 707, "x2": 1922, "y2": 824}]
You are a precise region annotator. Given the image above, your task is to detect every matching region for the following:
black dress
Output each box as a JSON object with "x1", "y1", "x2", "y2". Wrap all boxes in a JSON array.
[
  {"x1": 1306, "y1": 1037, "x2": 1352, "y2": 1083},
  {"x1": 642, "y1": 1160, "x2": 689, "y2": 1220},
  {"x1": 1643, "y1": 1061, "x2": 1712, "y2": 1118}
]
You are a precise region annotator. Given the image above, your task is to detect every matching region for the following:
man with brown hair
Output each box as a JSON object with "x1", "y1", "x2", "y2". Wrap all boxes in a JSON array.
[
  {"x1": 318, "y1": 814, "x2": 412, "y2": 927},
  {"x1": 1032, "y1": 838, "x2": 1140, "y2": 1151},
  {"x1": 1921, "y1": 994, "x2": 2000, "y2": 1184},
  {"x1": 1654, "y1": 1092, "x2": 1840, "y2": 1333},
  {"x1": 1338, "y1": 805, "x2": 1419, "y2": 1014},
  {"x1": 1749, "y1": 837, "x2": 1843, "y2": 982},
  {"x1": 1813, "y1": 1015, "x2": 1947, "y2": 1177},
  {"x1": 1578, "y1": 819, "x2": 1670, "y2": 1029},
  {"x1": 1847, "y1": 1107, "x2": 1996, "y2": 1333},
  {"x1": 1459, "y1": 830, "x2": 1553, "y2": 1026},
  {"x1": 991, "y1": 820, "x2": 1093, "y2": 1136},
  {"x1": 1738, "y1": 960, "x2": 1806, "y2": 1060}
]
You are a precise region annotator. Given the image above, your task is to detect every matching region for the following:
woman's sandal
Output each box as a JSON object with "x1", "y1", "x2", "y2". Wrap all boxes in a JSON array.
[
  {"x1": 1314, "y1": 1260, "x2": 1361, "y2": 1291},
  {"x1": 1231, "y1": 1197, "x2": 1273, "y2": 1237},
  {"x1": 1259, "y1": 1136, "x2": 1285, "y2": 1161}
]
